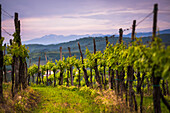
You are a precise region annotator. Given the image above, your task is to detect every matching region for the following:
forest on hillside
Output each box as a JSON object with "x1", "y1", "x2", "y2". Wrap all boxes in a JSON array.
[{"x1": 27, "y1": 34, "x2": 170, "y2": 65}]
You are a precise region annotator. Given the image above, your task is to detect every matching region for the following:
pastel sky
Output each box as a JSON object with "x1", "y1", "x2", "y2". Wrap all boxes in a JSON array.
[{"x1": 1, "y1": 0, "x2": 170, "y2": 43}]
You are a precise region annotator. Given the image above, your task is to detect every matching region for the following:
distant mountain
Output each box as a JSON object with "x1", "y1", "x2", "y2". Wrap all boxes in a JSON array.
[
  {"x1": 23, "y1": 29, "x2": 170, "y2": 45},
  {"x1": 121, "y1": 29, "x2": 170, "y2": 37},
  {"x1": 23, "y1": 34, "x2": 111, "y2": 45}
]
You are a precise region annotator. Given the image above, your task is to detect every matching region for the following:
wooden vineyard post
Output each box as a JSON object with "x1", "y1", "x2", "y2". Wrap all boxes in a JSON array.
[
  {"x1": 90, "y1": 68, "x2": 93, "y2": 88},
  {"x1": 128, "y1": 66, "x2": 134, "y2": 111},
  {"x1": 93, "y1": 39, "x2": 102, "y2": 89},
  {"x1": 119, "y1": 28, "x2": 123, "y2": 44},
  {"x1": 14, "y1": 13, "x2": 21, "y2": 45},
  {"x1": 36, "y1": 56, "x2": 41, "y2": 85},
  {"x1": 44, "y1": 52, "x2": 49, "y2": 86},
  {"x1": 131, "y1": 20, "x2": 136, "y2": 41},
  {"x1": 28, "y1": 59, "x2": 31, "y2": 86},
  {"x1": 17, "y1": 18, "x2": 26, "y2": 90},
  {"x1": 105, "y1": 36, "x2": 108, "y2": 46},
  {"x1": 68, "y1": 47, "x2": 71, "y2": 57},
  {"x1": 117, "y1": 30, "x2": 122, "y2": 96},
  {"x1": 68, "y1": 47, "x2": 73, "y2": 86},
  {"x1": 14, "y1": 12, "x2": 20, "y2": 92},
  {"x1": 152, "y1": 3, "x2": 158, "y2": 41},
  {"x1": 131, "y1": 20, "x2": 138, "y2": 112},
  {"x1": 104, "y1": 36, "x2": 108, "y2": 89},
  {"x1": 105, "y1": 36, "x2": 111, "y2": 89},
  {"x1": 9, "y1": 39, "x2": 15, "y2": 98},
  {"x1": 152, "y1": 4, "x2": 162, "y2": 113},
  {"x1": 0, "y1": 4, "x2": 4, "y2": 103},
  {"x1": 60, "y1": 47, "x2": 62, "y2": 61},
  {"x1": 78, "y1": 42, "x2": 89, "y2": 87},
  {"x1": 3, "y1": 43, "x2": 7, "y2": 82},
  {"x1": 58, "y1": 47, "x2": 64, "y2": 85},
  {"x1": 44, "y1": 52, "x2": 47, "y2": 62},
  {"x1": 22, "y1": 61, "x2": 28, "y2": 89},
  {"x1": 115, "y1": 28, "x2": 123, "y2": 94},
  {"x1": 78, "y1": 43, "x2": 83, "y2": 63}
]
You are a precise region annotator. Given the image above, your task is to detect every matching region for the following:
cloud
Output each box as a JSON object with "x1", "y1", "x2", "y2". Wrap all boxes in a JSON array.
[{"x1": 1, "y1": 0, "x2": 170, "y2": 43}]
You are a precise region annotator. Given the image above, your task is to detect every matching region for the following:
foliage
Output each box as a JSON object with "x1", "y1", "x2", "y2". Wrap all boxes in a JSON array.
[
  {"x1": 74, "y1": 58, "x2": 82, "y2": 70},
  {"x1": 55, "y1": 57, "x2": 66, "y2": 72},
  {"x1": 7, "y1": 41, "x2": 29, "y2": 62},
  {"x1": 0, "y1": 37, "x2": 4, "y2": 51},
  {"x1": 28, "y1": 64, "x2": 38, "y2": 76},
  {"x1": 40, "y1": 65, "x2": 46, "y2": 75},
  {"x1": 3, "y1": 54, "x2": 13, "y2": 65},
  {"x1": 45, "y1": 60, "x2": 54, "y2": 70}
]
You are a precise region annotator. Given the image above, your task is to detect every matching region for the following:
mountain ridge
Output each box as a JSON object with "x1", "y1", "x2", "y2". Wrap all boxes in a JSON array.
[{"x1": 23, "y1": 29, "x2": 170, "y2": 45}]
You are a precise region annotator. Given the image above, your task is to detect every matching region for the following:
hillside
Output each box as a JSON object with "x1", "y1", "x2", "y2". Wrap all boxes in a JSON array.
[
  {"x1": 23, "y1": 29, "x2": 170, "y2": 45},
  {"x1": 26, "y1": 34, "x2": 170, "y2": 65}
]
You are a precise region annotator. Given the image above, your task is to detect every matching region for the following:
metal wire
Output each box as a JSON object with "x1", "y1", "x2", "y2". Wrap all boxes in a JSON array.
[
  {"x1": 1, "y1": 27, "x2": 13, "y2": 36},
  {"x1": 2, "y1": 8, "x2": 13, "y2": 18},
  {"x1": 136, "y1": 11, "x2": 153, "y2": 27}
]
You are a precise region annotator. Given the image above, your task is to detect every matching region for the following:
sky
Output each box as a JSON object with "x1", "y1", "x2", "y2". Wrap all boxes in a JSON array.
[{"x1": 1, "y1": 0, "x2": 170, "y2": 43}]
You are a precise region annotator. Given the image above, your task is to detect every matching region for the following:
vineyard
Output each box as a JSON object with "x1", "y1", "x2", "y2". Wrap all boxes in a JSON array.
[{"x1": 0, "y1": 3, "x2": 170, "y2": 113}]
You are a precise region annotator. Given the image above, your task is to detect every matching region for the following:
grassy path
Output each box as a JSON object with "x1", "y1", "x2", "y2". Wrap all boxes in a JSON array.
[{"x1": 32, "y1": 86, "x2": 100, "y2": 113}]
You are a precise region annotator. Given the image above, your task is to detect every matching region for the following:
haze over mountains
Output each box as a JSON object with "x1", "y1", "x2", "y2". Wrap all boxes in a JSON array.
[
  {"x1": 23, "y1": 34, "x2": 110, "y2": 45},
  {"x1": 23, "y1": 29, "x2": 170, "y2": 45}
]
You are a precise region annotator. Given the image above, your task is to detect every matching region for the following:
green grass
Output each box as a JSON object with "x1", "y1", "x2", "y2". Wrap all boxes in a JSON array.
[
  {"x1": 136, "y1": 94, "x2": 170, "y2": 113},
  {"x1": 31, "y1": 86, "x2": 101, "y2": 113},
  {"x1": 31, "y1": 85, "x2": 170, "y2": 113}
]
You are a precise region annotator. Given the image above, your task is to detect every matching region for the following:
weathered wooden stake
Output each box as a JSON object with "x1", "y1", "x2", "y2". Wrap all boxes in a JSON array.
[
  {"x1": 104, "y1": 36, "x2": 108, "y2": 89},
  {"x1": 60, "y1": 47, "x2": 62, "y2": 60},
  {"x1": 14, "y1": 13, "x2": 21, "y2": 45},
  {"x1": 152, "y1": 4, "x2": 158, "y2": 41},
  {"x1": 36, "y1": 56, "x2": 41, "y2": 84},
  {"x1": 78, "y1": 42, "x2": 84, "y2": 63},
  {"x1": 44, "y1": 52, "x2": 47, "y2": 62},
  {"x1": 68, "y1": 47, "x2": 73, "y2": 86},
  {"x1": 131, "y1": 20, "x2": 136, "y2": 41},
  {"x1": 9, "y1": 39, "x2": 15, "y2": 98},
  {"x1": 28, "y1": 59, "x2": 31, "y2": 86},
  {"x1": 93, "y1": 39, "x2": 102, "y2": 89},
  {"x1": 0, "y1": 4, "x2": 4, "y2": 103},
  {"x1": 119, "y1": 28, "x2": 123, "y2": 44},
  {"x1": 78, "y1": 42, "x2": 89, "y2": 87},
  {"x1": 105, "y1": 36, "x2": 108, "y2": 46},
  {"x1": 14, "y1": 12, "x2": 20, "y2": 92},
  {"x1": 3, "y1": 43, "x2": 7, "y2": 82},
  {"x1": 152, "y1": 4, "x2": 162, "y2": 113},
  {"x1": 58, "y1": 47, "x2": 63, "y2": 85}
]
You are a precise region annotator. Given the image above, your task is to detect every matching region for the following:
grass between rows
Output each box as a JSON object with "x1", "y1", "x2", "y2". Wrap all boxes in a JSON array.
[
  {"x1": 31, "y1": 85, "x2": 170, "y2": 113},
  {"x1": 0, "y1": 83, "x2": 169, "y2": 113},
  {"x1": 31, "y1": 86, "x2": 101, "y2": 113}
]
